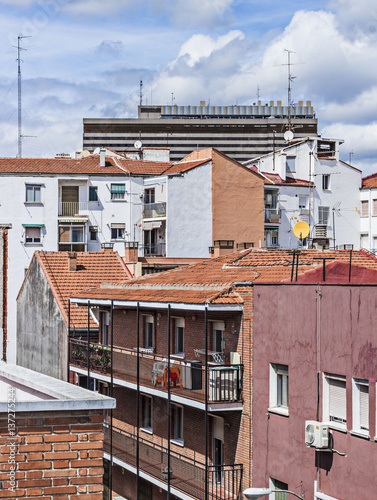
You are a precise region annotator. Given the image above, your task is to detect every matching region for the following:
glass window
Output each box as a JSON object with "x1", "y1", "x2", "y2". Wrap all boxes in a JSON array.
[
  {"x1": 111, "y1": 223, "x2": 125, "y2": 240},
  {"x1": 318, "y1": 206, "x2": 330, "y2": 225},
  {"x1": 269, "y1": 364, "x2": 289, "y2": 413},
  {"x1": 175, "y1": 318, "x2": 184, "y2": 355},
  {"x1": 322, "y1": 174, "x2": 330, "y2": 190},
  {"x1": 141, "y1": 396, "x2": 152, "y2": 432},
  {"x1": 352, "y1": 378, "x2": 369, "y2": 434},
  {"x1": 298, "y1": 196, "x2": 308, "y2": 210},
  {"x1": 89, "y1": 186, "x2": 98, "y2": 202},
  {"x1": 145, "y1": 316, "x2": 153, "y2": 350},
  {"x1": 144, "y1": 188, "x2": 155, "y2": 204},
  {"x1": 25, "y1": 226, "x2": 41, "y2": 244},
  {"x1": 286, "y1": 156, "x2": 296, "y2": 173},
  {"x1": 323, "y1": 373, "x2": 346, "y2": 428},
  {"x1": 58, "y1": 224, "x2": 86, "y2": 252},
  {"x1": 110, "y1": 183, "x2": 125, "y2": 200},
  {"x1": 26, "y1": 185, "x2": 41, "y2": 203},
  {"x1": 171, "y1": 405, "x2": 183, "y2": 443},
  {"x1": 269, "y1": 478, "x2": 288, "y2": 500}
]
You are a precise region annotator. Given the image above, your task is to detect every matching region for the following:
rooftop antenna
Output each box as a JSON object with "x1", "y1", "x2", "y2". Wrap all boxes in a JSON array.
[
  {"x1": 15, "y1": 35, "x2": 31, "y2": 158},
  {"x1": 171, "y1": 93, "x2": 175, "y2": 106},
  {"x1": 256, "y1": 85, "x2": 260, "y2": 102},
  {"x1": 139, "y1": 80, "x2": 143, "y2": 106},
  {"x1": 284, "y1": 49, "x2": 296, "y2": 133},
  {"x1": 349, "y1": 150, "x2": 354, "y2": 164}
]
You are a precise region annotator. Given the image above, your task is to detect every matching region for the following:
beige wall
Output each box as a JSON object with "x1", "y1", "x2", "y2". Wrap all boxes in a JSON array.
[{"x1": 212, "y1": 149, "x2": 264, "y2": 249}]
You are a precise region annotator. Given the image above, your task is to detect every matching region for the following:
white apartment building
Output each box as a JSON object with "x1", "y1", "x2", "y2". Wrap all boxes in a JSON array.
[
  {"x1": 360, "y1": 173, "x2": 377, "y2": 252},
  {"x1": 0, "y1": 150, "x2": 171, "y2": 364},
  {"x1": 244, "y1": 137, "x2": 362, "y2": 250}
]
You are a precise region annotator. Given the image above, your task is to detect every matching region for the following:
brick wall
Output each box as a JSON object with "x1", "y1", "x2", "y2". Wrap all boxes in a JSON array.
[{"x1": 0, "y1": 409, "x2": 105, "y2": 499}]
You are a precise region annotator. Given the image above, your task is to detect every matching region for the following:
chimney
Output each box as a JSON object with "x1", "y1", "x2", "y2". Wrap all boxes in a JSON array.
[
  {"x1": 67, "y1": 252, "x2": 77, "y2": 272},
  {"x1": 101, "y1": 243, "x2": 114, "y2": 253},
  {"x1": 100, "y1": 148, "x2": 106, "y2": 167}
]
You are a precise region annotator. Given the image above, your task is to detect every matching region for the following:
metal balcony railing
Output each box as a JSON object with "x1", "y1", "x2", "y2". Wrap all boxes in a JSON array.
[
  {"x1": 142, "y1": 243, "x2": 166, "y2": 256},
  {"x1": 69, "y1": 339, "x2": 243, "y2": 404},
  {"x1": 264, "y1": 208, "x2": 281, "y2": 223},
  {"x1": 58, "y1": 201, "x2": 88, "y2": 216},
  {"x1": 143, "y1": 202, "x2": 166, "y2": 218},
  {"x1": 104, "y1": 423, "x2": 243, "y2": 500}
]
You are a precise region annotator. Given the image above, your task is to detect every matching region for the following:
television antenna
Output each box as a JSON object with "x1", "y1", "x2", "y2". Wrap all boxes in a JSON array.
[
  {"x1": 139, "y1": 80, "x2": 143, "y2": 106},
  {"x1": 284, "y1": 49, "x2": 296, "y2": 132},
  {"x1": 14, "y1": 35, "x2": 32, "y2": 158}
]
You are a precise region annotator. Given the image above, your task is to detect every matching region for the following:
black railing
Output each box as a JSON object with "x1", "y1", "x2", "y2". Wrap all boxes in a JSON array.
[
  {"x1": 69, "y1": 339, "x2": 243, "y2": 403},
  {"x1": 104, "y1": 424, "x2": 243, "y2": 500}
]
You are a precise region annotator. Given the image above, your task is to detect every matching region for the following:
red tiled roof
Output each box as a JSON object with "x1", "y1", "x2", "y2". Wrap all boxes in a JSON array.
[
  {"x1": 0, "y1": 156, "x2": 172, "y2": 176},
  {"x1": 24, "y1": 251, "x2": 132, "y2": 328},
  {"x1": 248, "y1": 166, "x2": 312, "y2": 186},
  {"x1": 362, "y1": 172, "x2": 377, "y2": 189},
  {"x1": 72, "y1": 249, "x2": 377, "y2": 306},
  {"x1": 163, "y1": 159, "x2": 211, "y2": 175}
]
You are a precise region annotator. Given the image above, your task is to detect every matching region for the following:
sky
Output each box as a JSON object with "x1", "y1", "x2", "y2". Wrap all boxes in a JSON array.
[{"x1": 0, "y1": 0, "x2": 377, "y2": 174}]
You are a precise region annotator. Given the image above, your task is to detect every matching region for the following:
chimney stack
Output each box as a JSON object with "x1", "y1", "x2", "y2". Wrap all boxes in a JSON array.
[
  {"x1": 67, "y1": 252, "x2": 77, "y2": 272},
  {"x1": 100, "y1": 148, "x2": 106, "y2": 167}
]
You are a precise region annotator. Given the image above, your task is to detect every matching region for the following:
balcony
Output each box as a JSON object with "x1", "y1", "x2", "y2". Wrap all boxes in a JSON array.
[
  {"x1": 264, "y1": 208, "x2": 281, "y2": 223},
  {"x1": 104, "y1": 424, "x2": 243, "y2": 500},
  {"x1": 58, "y1": 201, "x2": 88, "y2": 217},
  {"x1": 142, "y1": 243, "x2": 166, "y2": 257},
  {"x1": 69, "y1": 339, "x2": 243, "y2": 408},
  {"x1": 143, "y1": 202, "x2": 166, "y2": 218}
]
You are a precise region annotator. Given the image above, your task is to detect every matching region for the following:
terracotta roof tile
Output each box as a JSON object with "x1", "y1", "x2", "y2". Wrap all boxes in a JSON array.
[
  {"x1": 28, "y1": 251, "x2": 131, "y2": 328},
  {"x1": 73, "y1": 249, "x2": 377, "y2": 305},
  {"x1": 248, "y1": 166, "x2": 313, "y2": 186},
  {"x1": 362, "y1": 172, "x2": 377, "y2": 189}
]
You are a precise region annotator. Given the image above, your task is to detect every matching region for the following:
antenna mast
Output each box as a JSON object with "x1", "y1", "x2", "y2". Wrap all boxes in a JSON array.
[
  {"x1": 139, "y1": 80, "x2": 143, "y2": 106},
  {"x1": 16, "y1": 35, "x2": 31, "y2": 158},
  {"x1": 284, "y1": 49, "x2": 296, "y2": 132}
]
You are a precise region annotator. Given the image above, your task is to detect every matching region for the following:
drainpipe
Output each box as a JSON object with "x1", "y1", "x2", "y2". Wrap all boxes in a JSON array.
[
  {"x1": 87, "y1": 301, "x2": 90, "y2": 389},
  {"x1": 136, "y1": 303, "x2": 140, "y2": 500},
  {"x1": 205, "y1": 305, "x2": 209, "y2": 500}
]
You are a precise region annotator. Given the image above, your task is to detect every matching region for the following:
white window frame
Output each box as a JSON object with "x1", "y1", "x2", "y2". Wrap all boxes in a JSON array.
[
  {"x1": 286, "y1": 156, "x2": 296, "y2": 173},
  {"x1": 171, "y1": 404, "x2": 184, "y2": 446},
  {"x1": 361, "y1": 200, "x2": 369, "y2": 217},
  {"x1": 269, "y1": 477, "x2": 289, "y2": 500},
  {"x1": 25, "y1": 184, "x2": 42, "y2": 204},
  {"x1": 144, "y1": 315, "x2": 154, "y2": 350},
  {"x1": 213, "y1": 321, "x2": 225, "y2": 364},
  {"x1": 141, "y1": 395, "x2": 153, "y2": 434},
  {"x1": 24, "y1": 226, "x2": 42, "y2": 245},
  {"x1": 323, "y1": 373, "x2": 347, "y2": 430},
  {"x1": 298, "y1": 195, "x2": 308, "y2": 210},
  {"x1": 318, "y1": 206, "x2": 330, "y2": 225},
  {"x1": 352, "y1": 378, "x2": 369, "y2": 437},
  {"x1": 322, "y1": 174, "x2": 330, "y2": 191},
  {"x1": 110, "y1": 183, "x2": 126, "y2": 200},
  {"x1": 269, "y1": 363, "x2": 289, "y2": 416},
  {"x1": 111, "y1": 223, "x2": 125, "y2": 240},
  {"x1": 174, "y1": 317, "x2": 185, "y2": 356}
]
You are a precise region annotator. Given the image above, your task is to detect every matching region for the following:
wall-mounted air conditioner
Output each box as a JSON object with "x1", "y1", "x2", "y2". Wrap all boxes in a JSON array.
[{"x1": 305, "y1": 421, "x2": 329, "y2": 449}]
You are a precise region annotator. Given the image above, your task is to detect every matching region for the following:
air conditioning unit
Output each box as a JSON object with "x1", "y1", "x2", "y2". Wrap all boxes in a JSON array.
[
  {"x1": 265, "y1": 193, "x2": 273, "y2": 205},
  {"x1": 305, "y1": 421, "x2": 329, "y2": 449}
]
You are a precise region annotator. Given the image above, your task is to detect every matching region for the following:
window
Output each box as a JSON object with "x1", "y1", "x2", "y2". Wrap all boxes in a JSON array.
[
  {"x1": 269, "y1": 364, "x2": 288, "y2": 414},
  {"x1": 322, "y1": 174, "x2": 330, "y2": 190},
  {"x1": 298, "y1": 196, "x2": 308, "y2": 210},
  {"x1": 141, "y1": 395, "x2": 152, "y2": 433},
  {"x1": 144, "y1": 188, "x2": 155, "y2": 204},
  {"x1": 269, "y1": 478, "x2": 288, "y2": 500},
  {"x1": 89, "y1": 226, "x2": 98, "y2": 241},
  {"x1": 110, "y1": 183, "x2": 125, "y2": 200},
  {"x1": 174, "y1": 318, "x2": 184, "y2": 355},
  {"x1": 213, "y1": 321, "x2": 225, "y2": 364},
  {"x1": 101, "y1": 311, "x2": 109, "y2": 345},
  {"x1": 286, "y1": 156, "x2": 296, "y2": 173},
  {"x1": 171, "y1": 404, "x2": 183, "y2": 444},
  {"x1": 323, "y1": 373, "x2": 346, "y2": 428},
  {"x1": 361, "y1": 200, "x2": 369, "y2": 217},
  {"x1": 373, "y1": 200, "x2": 377, "y2": 216},
  {"x1": 111, "y1": 223, "x2": 125, "y2": 240},
  {"x1": 318, "y1": 206, "x2": 330, "y2": 225},
  {"x1": 25, "y1": 185, "x2": 41, "y2": 203},
  {"x1": 352, "y1": 378, "x2": 369, "y2": 435},
  {"x1": 360, "y1": 233, "x2": 369, "y2": 248},
  {"x1": 24, "y1": 226, "x2": 42, "y2": 244},
  {"x1": 59, "y1": 223, "x2": 86, "y2": 252},
  {"x1": 89, "y1": 186, "x2": 98, "y2": 202},
  {"x1": 144, "y1": 316, "x2": 154, "y2": 350}
]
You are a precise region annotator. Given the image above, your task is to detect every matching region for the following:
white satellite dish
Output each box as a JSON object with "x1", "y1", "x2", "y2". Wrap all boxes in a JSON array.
[
  {"x1": 284, "y1": 130, "x2": 294, "y2": 142},
  {"x1": 134, "y1": 140, "x2": 143, "y2": 150},
  {"x1": 81, "y1": 150, "x2": 90, "y2": 158}
]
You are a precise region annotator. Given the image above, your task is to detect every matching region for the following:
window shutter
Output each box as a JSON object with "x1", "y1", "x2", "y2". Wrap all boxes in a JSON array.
[
  {"x1": 359, "y1": 384, "x2": 369, "y2": 430},
  {"x1": 373, "y1": 199, "x2": 377, "y2": 216},
  {"x1": 111, "y1": 223, "x2": 125, "y2": 229},
  {"x1": 361, "y1": 200, "x2": 369, "y2": 216},
  {"x1": 111, "y1": 184, "x2": 125, "y2": 194},
  {"x1": 329, "y1": 378, "x2": 346, "y2": 422}
]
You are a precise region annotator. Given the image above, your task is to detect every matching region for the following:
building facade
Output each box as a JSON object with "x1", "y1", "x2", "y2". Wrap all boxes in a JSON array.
[
  {"x1": 83, "y1": 102, "x2": 318, "y2": 163},
  {"x1": 360, "y1": 172, "x2": 377, "y2": 252},
  {"x1": 244, "y1": 137, "x2": 362, "y2": 250}
]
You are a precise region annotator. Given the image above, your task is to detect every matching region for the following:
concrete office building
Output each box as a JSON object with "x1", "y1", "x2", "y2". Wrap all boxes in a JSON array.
[{"x1": 83, "y1": 101, "x2": 318, "y2": 162}]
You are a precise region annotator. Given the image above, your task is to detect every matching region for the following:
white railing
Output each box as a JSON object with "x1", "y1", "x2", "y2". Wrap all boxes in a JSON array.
[{"x1": 58, "y1": 201, "x2": 88, "y2": 216}]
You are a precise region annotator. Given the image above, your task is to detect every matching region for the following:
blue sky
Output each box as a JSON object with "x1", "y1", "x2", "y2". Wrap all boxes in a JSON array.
[{"x1": 0, "y1": 0, "x2": 376, "y2": 174}]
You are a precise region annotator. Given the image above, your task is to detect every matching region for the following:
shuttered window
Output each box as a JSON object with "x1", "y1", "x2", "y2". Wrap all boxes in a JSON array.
[
  {"x1": 352, "y1": 378, "x2": 369, "y2": 433},
  {"x1": 326, "y1": 374, "x2": 346, "y2": 424},
  {"x1": 110, "y1": 183, "x2": 125, "y2": 200},
  {"x1": 361, "y1": 200, "x2": 369, "y2": 216},
  {"x1": 373, "y1": 199, "x2": 377, "y2": 216}
]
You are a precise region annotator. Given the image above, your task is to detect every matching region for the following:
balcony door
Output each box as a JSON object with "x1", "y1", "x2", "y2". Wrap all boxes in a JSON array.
[
  {"x1": 62, "y1": 186, "x2": 79, "y2": 216},
  {"x1": 212, "y1": 416, "x2": 224, "y2": 484}
]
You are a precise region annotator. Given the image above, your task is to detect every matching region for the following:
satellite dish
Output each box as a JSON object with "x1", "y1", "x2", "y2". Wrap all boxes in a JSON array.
[
  {"x1": 134, "y1": 140, "x2": 143, "y2": 150},
  {"x1": 293, "y1": 221, "x2": 310, "y2": 240},
  {"x1": 81, "y1": 150, "x2": 90, "y2": 158},
  {"x1": 284, "y1": 130, "x2": 294, "y2": 142}
]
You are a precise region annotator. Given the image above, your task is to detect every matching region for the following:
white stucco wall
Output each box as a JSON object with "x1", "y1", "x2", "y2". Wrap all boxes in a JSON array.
[
  {"x1": 360, "y1": 188, "x2": 377, "y2": 251},
  {"x1": 166, "y1": 165, "x2": 212, "y2": 258}
]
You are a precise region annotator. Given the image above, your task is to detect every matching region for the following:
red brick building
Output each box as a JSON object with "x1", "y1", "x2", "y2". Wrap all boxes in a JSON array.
[
  {"x1": 68, "y1": 249, "x2": 377, "y2": 500},
  {"x1": 0, "y1": 362, "x2": 115, "y2": 499}
]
